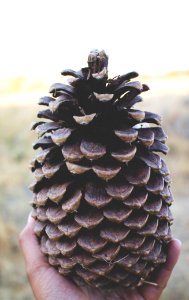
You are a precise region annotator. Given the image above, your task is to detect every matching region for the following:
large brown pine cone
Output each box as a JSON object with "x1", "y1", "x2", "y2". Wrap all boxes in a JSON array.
[{"x1": 30, "y1": 49, "x2": 173, "y2": 289}]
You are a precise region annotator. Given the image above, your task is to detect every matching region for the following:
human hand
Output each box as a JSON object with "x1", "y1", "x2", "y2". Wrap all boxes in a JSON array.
[{"x1": 19, "y1": 215, "x2": 181, "y2": 300}]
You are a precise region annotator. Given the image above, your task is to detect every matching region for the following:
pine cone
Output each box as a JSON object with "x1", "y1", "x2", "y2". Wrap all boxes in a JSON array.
[{"x1": 30, "y1": 49, "x2": 173, "y2": 289}]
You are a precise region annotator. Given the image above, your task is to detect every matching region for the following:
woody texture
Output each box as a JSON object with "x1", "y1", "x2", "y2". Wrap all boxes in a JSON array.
[{"x1": 30, "y1": 49, "x2": 173, "y2": 289}]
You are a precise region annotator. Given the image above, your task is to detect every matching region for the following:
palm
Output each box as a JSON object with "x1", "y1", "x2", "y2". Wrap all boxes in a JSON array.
[
  {"x1": 31, "y1": 266, "x2": 153, "y2": 300},
  {"x1": 38, "y1": 269, "x2": 163, "y2": 300},
  {"x1": 19, "y1": 217, "x2": 181, "y2": 300}
]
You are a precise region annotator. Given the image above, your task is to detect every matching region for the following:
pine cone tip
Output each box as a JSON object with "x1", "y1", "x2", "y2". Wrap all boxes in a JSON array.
[{"x1": 88, "y1": 49, "x2": 108, "y2": 79}]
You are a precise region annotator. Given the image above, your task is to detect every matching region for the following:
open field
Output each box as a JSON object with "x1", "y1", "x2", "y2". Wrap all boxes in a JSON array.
[{"x1": 0, "y1": 74, "x2": 189, "y2": 299}]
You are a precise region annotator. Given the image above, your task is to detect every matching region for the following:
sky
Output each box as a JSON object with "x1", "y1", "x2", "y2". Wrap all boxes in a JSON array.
[{"x1": 0, "y1": 0, "x2": 189, "y2": 80}]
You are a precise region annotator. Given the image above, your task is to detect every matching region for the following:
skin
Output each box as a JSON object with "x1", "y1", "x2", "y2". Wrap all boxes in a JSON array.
[{"x1": 19, "y1": 215, "x2": 181, "y2": 300}]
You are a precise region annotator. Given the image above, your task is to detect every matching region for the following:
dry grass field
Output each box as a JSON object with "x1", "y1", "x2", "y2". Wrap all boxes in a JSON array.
[{"x1": 0, "y1": 74, "x2": 189, "y2": 299}]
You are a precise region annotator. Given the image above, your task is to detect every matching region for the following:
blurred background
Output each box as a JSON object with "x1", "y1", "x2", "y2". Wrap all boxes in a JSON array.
[{"x1": 0, "y1": 0, "x2": 189, "y2": 299}]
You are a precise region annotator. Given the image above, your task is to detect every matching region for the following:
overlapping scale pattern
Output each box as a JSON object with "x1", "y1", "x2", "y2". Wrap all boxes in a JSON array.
[{"x1": 30, "y1": 49, "x2": 173, "y2": 290}]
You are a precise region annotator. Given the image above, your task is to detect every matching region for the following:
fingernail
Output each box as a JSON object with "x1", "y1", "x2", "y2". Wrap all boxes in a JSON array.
[
  {"x1": 27, "y1": 211, "x2": 33, "y2": 223},
  {"x1": 174, "y1": 239, "x2": 182, "y2": 247},
  {"x1": 169, "y1": 238, "x2": 182, "y2": 248}
]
